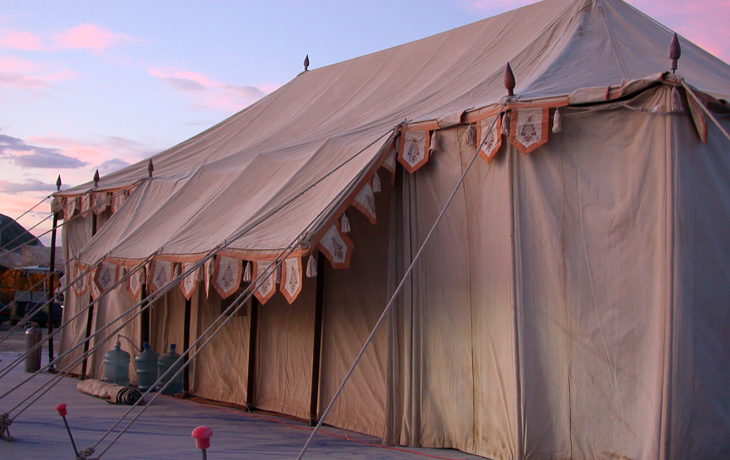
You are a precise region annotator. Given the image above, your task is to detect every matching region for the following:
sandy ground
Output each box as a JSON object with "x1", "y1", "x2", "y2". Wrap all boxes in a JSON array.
[{"x1": 0, "y1": 326, "x2": 483, "y2": 460}]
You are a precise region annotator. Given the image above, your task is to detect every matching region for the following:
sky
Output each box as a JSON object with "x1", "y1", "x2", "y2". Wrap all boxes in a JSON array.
[{"x1": 1, "y1": 0, "x2": 728, "y2": 245}]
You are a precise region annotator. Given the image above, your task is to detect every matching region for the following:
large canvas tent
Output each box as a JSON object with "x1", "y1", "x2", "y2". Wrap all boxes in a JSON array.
[{"x1": 53, "y1": 0, "x2": 730, "y2": 458}]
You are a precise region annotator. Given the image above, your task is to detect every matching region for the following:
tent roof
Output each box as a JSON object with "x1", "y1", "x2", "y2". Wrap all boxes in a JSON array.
[{"x1": 63, "y1": 0, "x2": 730, "y2": 263}]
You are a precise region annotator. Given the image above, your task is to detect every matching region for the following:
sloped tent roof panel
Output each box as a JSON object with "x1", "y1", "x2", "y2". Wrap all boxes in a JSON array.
[{"x1": 61, "y1": 0, "x2": 730, "y2": 263}]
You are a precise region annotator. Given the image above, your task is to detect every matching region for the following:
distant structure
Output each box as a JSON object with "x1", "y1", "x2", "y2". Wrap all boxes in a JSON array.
[{"x1": 0, "y1": 214, "x2": 42, "y2": 251}]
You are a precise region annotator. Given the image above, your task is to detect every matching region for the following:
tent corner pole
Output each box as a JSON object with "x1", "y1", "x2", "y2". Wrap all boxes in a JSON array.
[
  {"x1": 47, "y1": 206, "x2": 60, "y2": 366},
  {"x1": 308, "y1": 252, "x2": 326, "y2": 426},
  {"x1": 244, "y1": 296, "x2": 259, "y2": 411}
]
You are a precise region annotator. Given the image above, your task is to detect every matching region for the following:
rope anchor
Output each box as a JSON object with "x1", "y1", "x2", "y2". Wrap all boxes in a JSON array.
[
  {"x1": 55, "y1": 403, "x2": 98, "y2": 459},
  {"x1": 0, "y1": 412, "x2": 13, "y2": 441}
]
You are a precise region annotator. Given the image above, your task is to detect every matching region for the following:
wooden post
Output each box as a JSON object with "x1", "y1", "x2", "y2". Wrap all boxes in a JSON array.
[
  {"x1": 183, "y1": 297, "x2": 192, "y2": 393},
  {"x1": 47, "y1": 175, "x2": 61, "y2": 365},
  {"x1": 245, "y1": 296, "x2": 259, "y2": 410},
  {"x1": 308, "y1": 252, "x2": 326, "y2": 426},
  {"x1": 80, "y1": 177, "x2": 99, "y2": 379}
]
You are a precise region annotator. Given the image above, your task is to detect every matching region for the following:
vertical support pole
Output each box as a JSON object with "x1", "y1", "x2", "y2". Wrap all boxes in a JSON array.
[
  {"x1": 183, "y1": 297, "x2": 192, "y2": 393},
  {"x1": 140, "y1": 283, "x2": 150, "y2": 346},
  {"x1": 80, "y1": 194, "x2": 98, "y2": 379},
  {"x1": 308, "y1": 252, "x2": 326, "y2": 426},
  {"x1": 245, "y1": 296, "x2": 259, "y2": 410},
  {"x1": 47, "y1": 176, "x2": 62, "y2": 366}
]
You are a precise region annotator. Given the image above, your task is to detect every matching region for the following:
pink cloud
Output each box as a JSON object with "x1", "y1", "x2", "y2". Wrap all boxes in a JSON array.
[
  {"x1": 54, "y1": 24, "x2": 138, "y2": 54},
  {"x1": 148, "y1": 66, "x2": 272, "y2": 112},
  {"x1": 0, "y1": 56, "x2": 75, "y2": 90},
  {"x1": 0, "y1": 28, "x2": 43, "y2": 50}
]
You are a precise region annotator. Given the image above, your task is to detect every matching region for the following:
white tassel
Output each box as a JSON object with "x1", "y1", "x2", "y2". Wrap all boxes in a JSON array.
[
  {"x1": 306, "y1": 254, "x2": 317, "y2": 278},
  {"x1": 552, "y1": 108, "x2": 563, "y2": 133},
  {"x1": 428, "y1": 130, "x2": 439, "y2": 153},
  {"x1": 501, "y1": 112, "x2": 510, "y2": 136},
  {"x1": 340, "y1": 214, "x2": 351, "y2": 233},
  {"x1": 464, "y1": 124, "x2": 476, "y2": 147},
  {"x1": 372, "y1": 173, "x2": 381, "y2": 194},
  {"x1": 671, "y1": 86, "x2": 683, "y2": 112},
  {"x1": 242, "y1": 261, "x2": 252, "y2": 282}
]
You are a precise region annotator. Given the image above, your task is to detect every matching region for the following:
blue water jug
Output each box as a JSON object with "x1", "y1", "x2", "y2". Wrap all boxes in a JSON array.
[
  {"x1": 157, "y1": 344, "x2": 184, "y2": 394},
  {"x1": 104, "y1": 341, "x2": 130, "y2": 387},
  {"x1": 134, "y1": 342, "x2": 159, "y2": 391}
]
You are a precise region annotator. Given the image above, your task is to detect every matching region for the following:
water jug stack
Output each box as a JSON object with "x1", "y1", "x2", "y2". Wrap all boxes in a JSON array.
[
  {"x1": 134, "y1": 342, "x2": 159, "y2": 392},
  {"x1": 157, "y1": 344, "x2": 184, "y2": 395},
  {"x1": 104, "y1": 340, "x2": 130, "y2": 387}
]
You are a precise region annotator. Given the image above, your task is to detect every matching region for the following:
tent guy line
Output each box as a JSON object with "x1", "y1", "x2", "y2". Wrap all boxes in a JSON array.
[{"x1": 298, "y1": 100, "x2": 507, "y2": 459}]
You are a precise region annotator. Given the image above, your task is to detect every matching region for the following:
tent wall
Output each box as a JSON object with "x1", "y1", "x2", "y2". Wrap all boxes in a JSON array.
[
  {"x1": 385, "y1": 86, "x2": 729, "y2": 459},
  {"x1": 671, "y1": 106, "x2": 730, "y2": 459}
]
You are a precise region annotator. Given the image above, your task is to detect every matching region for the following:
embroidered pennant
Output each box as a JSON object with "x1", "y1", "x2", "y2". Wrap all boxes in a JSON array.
[
  {"x1": 280, "y1": 258, "x2": 303, "y2": 304},
  {"x1": 127, "y1": 266, "x2": 144, "y2": 299},
  {"x1": 64, "y1": 197, "x2": 77, "y2": 220},
  {"x1": 71, "y1": 262, "x2": 89, "y2": 297},
  {"x1": 111, "y1": 191, "x2": 127, "y2": 214},
  {"x1": 90, "y1": 275, "x2": 101, "y2": 300},
  {"x1": 352, "y1": 183, "x2": 377, "y2": 225},
  {"x1": 94, "y1": 261, "x2": 119, "y2": 293},
  {"x1": 204, "y1": 257, "x2": 214, "y2": 297},
  {"x1": 317, "y1": 223, "x2": 354, "y2": 269},
  {"x1": 383, "y1": 141, "x2": 397, "y2": 176},
  {"x1": 213, "y1": 256, "x2": 242, "y2": 299},
  {"x1": 80, "y1": 193, "x2": 92, "y2": 217},
  {"x1": 180, "y1": 261, "x2": 199, "y2": 300},
  {"x1": 509, "y1": 107, "x2": 549, "y2": 154},
  {"x1": 398, "y1": 130, "x2": 430, "y2": 173},
  {"x1": 93, "y1": 192, "x2": 109, "y2": 215},
  {"x1": 253, "y1": 261, "x2": 277, "y2": 304},
  {"x1": 148, "y1": 259, "x2": 173, "y2": 292},
  {"x1": 477, "y1": 115, "x2": 503, "y2": 163}
]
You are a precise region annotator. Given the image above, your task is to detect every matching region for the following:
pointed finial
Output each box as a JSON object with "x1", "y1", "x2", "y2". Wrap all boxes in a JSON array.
[
  {"x1": 56, "y1": 175, "x2": 62, "y2": 191},
  {"x1": 303, "y1": 55, "x2": 309, "y2": 72},
  {"x1": 669, "y1": 33, "x2": 681, "y2": 73},
  {"x1": 148, "y1": 159, "x2": 154, "y2": 178},
  {"x1": 93, "y1": 169, "x2": 100, "y2": 187},
  {"x1": 504, "y1": 62, "x2": 515, "y2": 97}
]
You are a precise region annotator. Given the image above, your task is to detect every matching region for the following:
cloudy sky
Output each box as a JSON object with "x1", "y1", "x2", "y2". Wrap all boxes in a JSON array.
[{"x1": 1, "y1": 0, "x2": 728, "y2": 244}]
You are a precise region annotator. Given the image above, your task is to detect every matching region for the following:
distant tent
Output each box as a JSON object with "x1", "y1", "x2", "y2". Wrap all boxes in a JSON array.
[{"x1": 54, "y1": 0, "x2": 730, "y2": 458}]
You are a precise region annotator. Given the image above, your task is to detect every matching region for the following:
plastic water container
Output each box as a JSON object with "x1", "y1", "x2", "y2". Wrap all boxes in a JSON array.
[
  {"x1": 157, "y1": 344, "x2": 184, "y2": 394},
  {"x1": 104, "y1": 340, "x2": 130, "y2": 387},
  {"x1": 134, "y1": 342, "x2": 159, "y2": 391}
]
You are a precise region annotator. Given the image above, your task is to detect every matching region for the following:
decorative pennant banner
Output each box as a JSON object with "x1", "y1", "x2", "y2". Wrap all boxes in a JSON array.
[
  {"x1": 509, "y1": 107, "x2": 549, "y2": 154},
  {"x1": 93, "y1": 192, "x2": 109, "y2": 215},
  {"x1": 398, "y1": 130, "x2": 430, "y2": 173},
  {"x1": 383, "y1": 140, "x2": 397, "y2": 176},
  {"x1": 280, "y1": 258, "x2": 303, "y2": 304},
  {"x1": 180, "y1": 261, "x2": 199, "y2": 300},
  {"x1": 94, "y1": 261, "x2": 119, "y2": 293},
  {"x1": 148, "y1": 259, "x2": 173, "y2": 292},
  {"x1": 80, "y1": 193, "x2": 92, "y2": 217},
  {"x1": 204, "y1": 257, "x2": 214, "y2": 297},
  {"x1": 111, "y1": 191, "x2": 127, "y2": 214},
  {"x1": 71, "y1": 262, "x2": 89, "y2": 297},
  {"x1": 90, "y1": 275, "x2": 101, "y2": 300},
  {"x1": 253, "y1": 261, "x2": 277, "y2": 304},
  {"x1": 64, "y1": 197, "x2": 77, "y2": 220},
  {"x1": 127, "y1": 266, "x2": 145, "y2": 300},
  {"x1": 477, "y1": 114, "x2": 503, "y2": 163},
  {"x1": 50, "y1": 196, "x2": 63, "y2": 214},
  {"x1": 317, "y1": 223, "x2": 354, "y2": 269},
  {"x1": 352, "y1": 183, "x2": 377, "y2": 225},
  {"x1": 213, "y1": 256, "x2": 242, "y2": 299}
]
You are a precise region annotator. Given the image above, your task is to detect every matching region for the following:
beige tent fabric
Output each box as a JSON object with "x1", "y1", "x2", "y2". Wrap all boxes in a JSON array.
[{"x1": 55, "y1": 0, "x2": 730, "y2": 458}]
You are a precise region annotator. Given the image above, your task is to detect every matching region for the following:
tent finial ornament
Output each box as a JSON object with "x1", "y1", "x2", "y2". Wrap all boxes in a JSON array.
[
  {"x1": 669, "y1": 33, "x2": 681, "y2": 73},
  {"x1": 93, "y1": 170, "x2": 100, "y2": 187},
  {"x1": 304, "y1": 54, "x2": 310, "y2": 72},
  {"x1": 148, "y1": 159, "x2": 154, "y2": 178},
  {"x1": 56, "y1": 175, "x2": 62, "y2": 191},
  {"x1": 504, "y1": 62, "x2": 515, "y2": 97}
]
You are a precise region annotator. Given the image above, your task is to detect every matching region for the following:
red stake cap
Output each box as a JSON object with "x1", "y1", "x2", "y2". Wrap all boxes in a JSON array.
[
  {"x1": 55, "y1": 403, "x2": 68, "y2": 417},
  {"x1": 191, "y1": 426, "x2": 213, "y2": 450}
]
